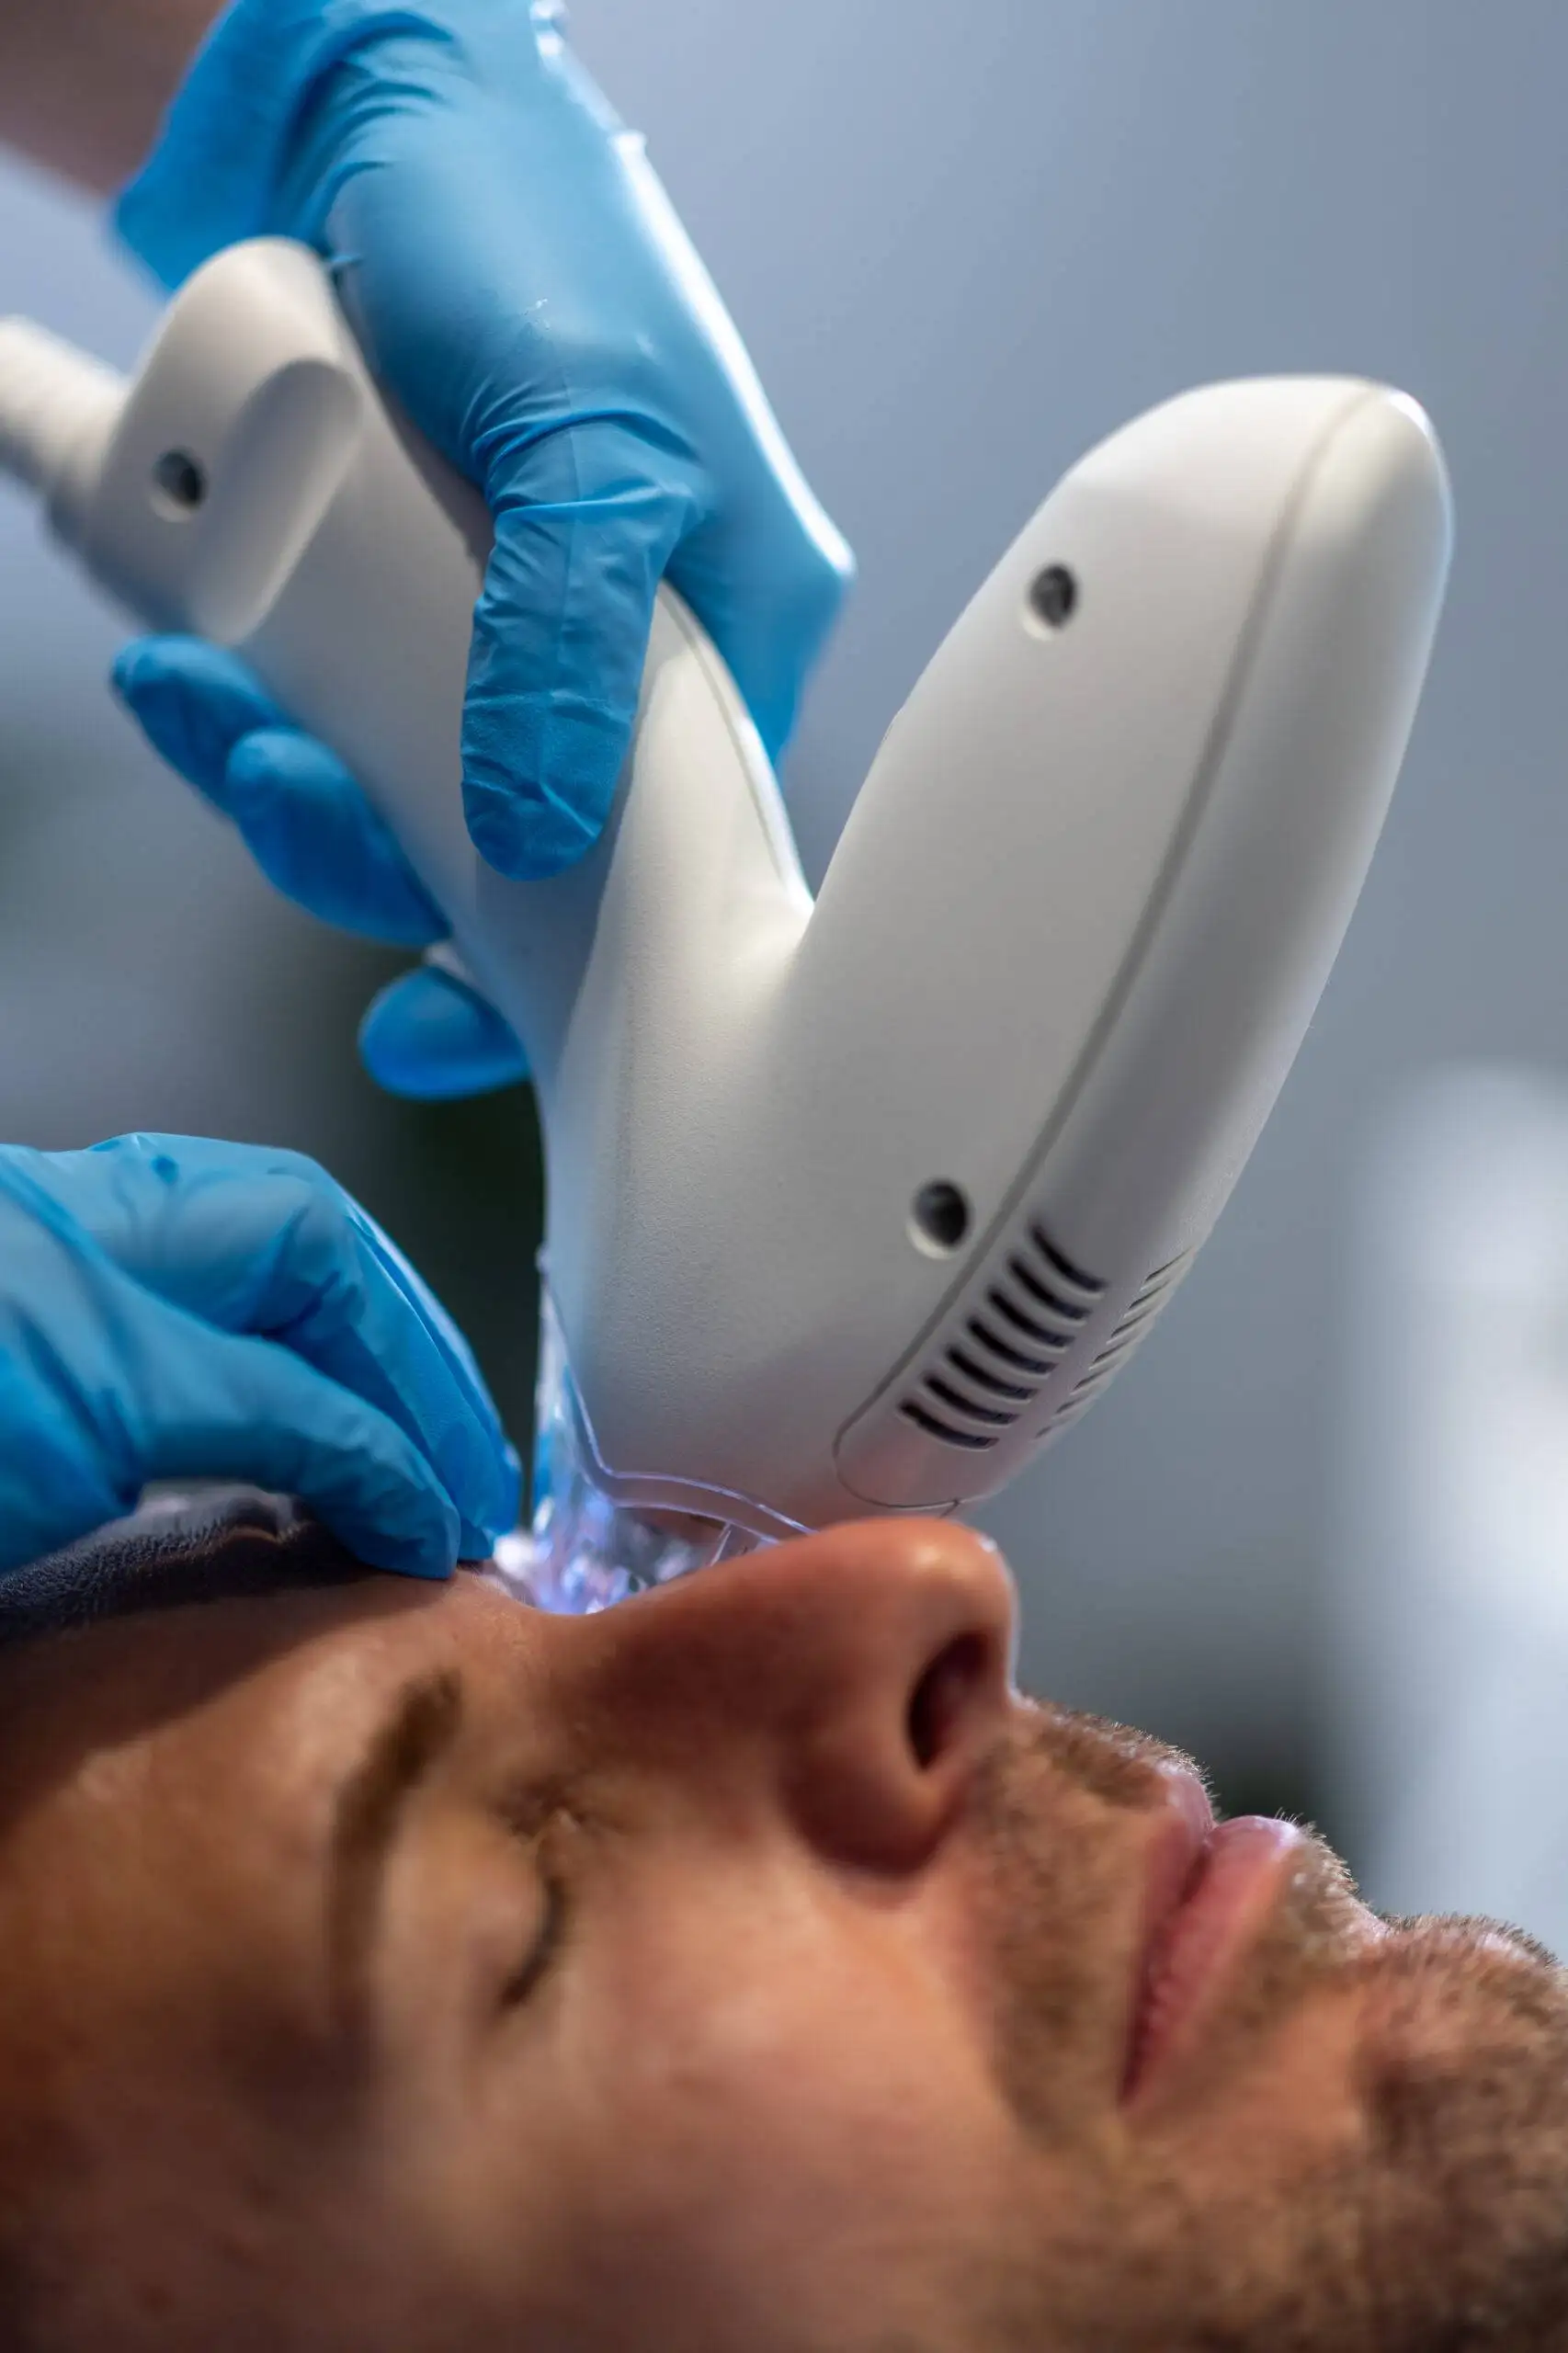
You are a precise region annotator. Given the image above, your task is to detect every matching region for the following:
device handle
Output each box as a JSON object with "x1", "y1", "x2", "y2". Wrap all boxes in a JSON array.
[{"x1": 11, "y1": 241, "x2": 808, "y2": 1110}]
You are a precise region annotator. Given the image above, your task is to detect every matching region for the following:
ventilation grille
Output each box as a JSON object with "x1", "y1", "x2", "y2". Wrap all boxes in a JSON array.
[
  {"x1": 898, "y1": 1224, "x2": 1107, "y2": 1453},
  {"x1": 1043, "y1": 1248, "x2": 1195, "y2": 1434}
]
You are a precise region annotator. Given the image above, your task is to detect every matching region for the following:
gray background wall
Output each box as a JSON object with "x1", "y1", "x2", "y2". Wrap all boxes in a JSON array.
[{"x1": 3, "y1": 2, "x2": 1566, "y2": 1848}]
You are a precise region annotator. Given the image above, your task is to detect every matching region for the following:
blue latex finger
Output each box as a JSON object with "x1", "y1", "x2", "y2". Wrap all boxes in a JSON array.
[
  {"x1": 0, "y1": 1168, "x2": 461, "y2": 1578},
  {"x1": 358, "y1": 965, "x2": 528, "y2": 1101},
  {"x1": 336, "y1": 1199, "x2": 521, "y2": 1552},
  {"x1": 115, "y1": 637, "x2": 449, "y2": 948},
  {"x1": 460, "y1": 440, "x2": 689, "y2": 880},
  {"x1": 32, "y1": 1137, "x2": 518, "y2": 1552},
  {"x1": 113, "y1": 635, "x2": 291, "y2": 802},
  {"x1": 225, "y1": 729, "x2": 449, "y2": 947},
  {"x1": 135, "y1": 1310, "x2": 465, "y2": 1577}
]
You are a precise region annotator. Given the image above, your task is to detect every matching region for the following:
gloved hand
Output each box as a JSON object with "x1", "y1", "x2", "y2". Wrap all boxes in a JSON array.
[
  {"x1": 116, "y1": 0, "x2": 853, "y2": 888},
  {"x1": 114, "y1": 637, "x2": 525, "y2": 1097},
  {"x1": 113, "y1": 636, "x2": 524, "y2": 1098},
  {"x1": 0, "y1": 1133, "x2": 520, "y2": 1575}
]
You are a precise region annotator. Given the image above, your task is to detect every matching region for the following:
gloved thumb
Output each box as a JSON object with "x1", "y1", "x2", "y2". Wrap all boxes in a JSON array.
[{"x1": 460, "y1": 430, "x2": 689, "y2": 879}]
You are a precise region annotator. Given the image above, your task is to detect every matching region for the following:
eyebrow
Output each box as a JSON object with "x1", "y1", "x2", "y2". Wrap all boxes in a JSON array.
[{"x1": 325, "y1": 1668, "x2": 465, "y2": 2030}]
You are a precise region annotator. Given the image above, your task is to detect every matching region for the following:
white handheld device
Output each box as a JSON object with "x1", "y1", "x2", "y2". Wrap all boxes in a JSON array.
[{"x1": 0, "y1": 242, "x2": 1451, "y2": 1605}]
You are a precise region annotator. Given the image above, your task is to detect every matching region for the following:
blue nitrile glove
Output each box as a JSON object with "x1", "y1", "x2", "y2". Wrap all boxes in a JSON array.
[
  {"x1": 0, "y1": 1133, "x2": 520, "y2": 1575},
  {"x1": 115, "y1": 0, "x2": 853, "y2": 886},
  {"x1": 113, "y1": 635, "x2": 527, "y2": 1099}
]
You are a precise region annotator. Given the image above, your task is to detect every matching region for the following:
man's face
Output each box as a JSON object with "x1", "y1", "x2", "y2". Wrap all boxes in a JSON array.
[{"x1": 2, "y1": 1499, "x2": 1567, "y2": 2352}]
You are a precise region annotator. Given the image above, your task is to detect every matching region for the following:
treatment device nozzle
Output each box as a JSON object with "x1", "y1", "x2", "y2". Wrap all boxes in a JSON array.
[{"x1": 484, "y1": 1292, "x2": 763, "y2": 1615}]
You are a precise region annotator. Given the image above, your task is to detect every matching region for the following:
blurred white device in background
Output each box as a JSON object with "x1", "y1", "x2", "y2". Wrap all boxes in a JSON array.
[{"x1": 1334, "y1": 1067, "x2": 1568, "y2": 1948}]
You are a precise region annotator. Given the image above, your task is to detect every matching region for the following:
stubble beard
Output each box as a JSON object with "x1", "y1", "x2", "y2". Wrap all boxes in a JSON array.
[{"x1": 951, "y1": 1705, "x2": 1568, "y2": 2353}]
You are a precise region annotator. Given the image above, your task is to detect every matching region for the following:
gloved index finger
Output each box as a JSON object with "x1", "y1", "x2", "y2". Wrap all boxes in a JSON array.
[{"x1": 28, "y1": 1137, "x2": 519, "y2": 1553}]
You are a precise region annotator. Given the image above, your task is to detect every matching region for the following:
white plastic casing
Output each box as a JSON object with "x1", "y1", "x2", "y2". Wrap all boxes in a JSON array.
[{"x1": 0, "y1": 242, "x2": 1453, "y2": 1536}]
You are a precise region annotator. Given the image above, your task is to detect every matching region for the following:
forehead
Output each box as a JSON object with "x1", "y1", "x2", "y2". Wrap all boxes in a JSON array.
[
  {"x1": 0, "y1": 1484, "x2": 539, "y2": 1711},
  {"x1": 0, "y1": 1553, "x2": 518, "y2": 1802},
  {"x1": 0, "y1": 1496, "x2": 549, "y2": 1929}
]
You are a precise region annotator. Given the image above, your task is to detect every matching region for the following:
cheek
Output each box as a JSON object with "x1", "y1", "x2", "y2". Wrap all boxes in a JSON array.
[{"x1": 528, "y1": 1862, "x2": 1017, "y2": 2322}]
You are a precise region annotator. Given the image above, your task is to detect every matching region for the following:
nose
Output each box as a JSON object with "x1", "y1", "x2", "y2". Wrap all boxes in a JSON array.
[{"x1": 591, "y1": 1519, "x2": 1019, "y2": 1870}]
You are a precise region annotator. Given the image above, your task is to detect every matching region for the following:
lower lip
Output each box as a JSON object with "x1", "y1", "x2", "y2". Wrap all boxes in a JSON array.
[{"x1": 1122, "y1": 1816, "x2": 1307, "y2": 2105}]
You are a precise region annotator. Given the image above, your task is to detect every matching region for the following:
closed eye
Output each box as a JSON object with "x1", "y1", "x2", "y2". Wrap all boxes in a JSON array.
[
  {"x1": 494, "y1": 1794, "x2": 578, "y2": 2010},
  {"x1": 500, "y1": 1869, "x2": 567, "y2": 2009}
]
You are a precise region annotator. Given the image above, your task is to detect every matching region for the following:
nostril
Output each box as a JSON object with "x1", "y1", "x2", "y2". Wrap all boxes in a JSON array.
[{"x1": 906, "y1": 1632, "x2": 992, "y2": 1769}]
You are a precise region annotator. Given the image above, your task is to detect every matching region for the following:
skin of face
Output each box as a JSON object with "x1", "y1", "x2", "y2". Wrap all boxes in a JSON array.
[{"x1": 0, "y1": 1504, "x2": 1566, "y2": 2353}]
